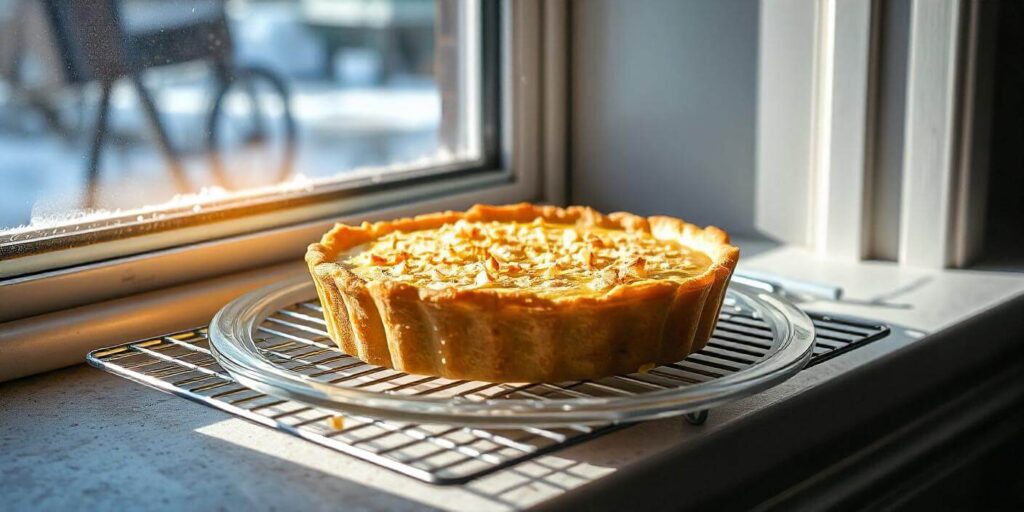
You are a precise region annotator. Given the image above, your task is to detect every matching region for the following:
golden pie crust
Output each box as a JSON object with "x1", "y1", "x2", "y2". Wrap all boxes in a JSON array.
[{"x1": 305, "y1": 203, "x2": 739, "y2": 382}]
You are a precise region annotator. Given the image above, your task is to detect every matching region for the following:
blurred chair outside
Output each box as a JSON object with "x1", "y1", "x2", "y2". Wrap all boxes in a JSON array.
[
  {"x1": 0, "y1": 0, "x2": 445, "y2": 229},
  {"x1": 41, "y1": 0, "x2": 296, "y2": 206}
]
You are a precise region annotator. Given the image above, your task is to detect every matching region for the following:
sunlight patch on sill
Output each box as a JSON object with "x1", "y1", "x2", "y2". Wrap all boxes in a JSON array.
[{"x1": 193, "y1": 417, "x2": 611, "y2": 511}]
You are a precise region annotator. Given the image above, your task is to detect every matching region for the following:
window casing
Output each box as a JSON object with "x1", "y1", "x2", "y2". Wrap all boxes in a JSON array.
[{"x1": 757, "y1": 0, "x2": 992, "y2": 268}]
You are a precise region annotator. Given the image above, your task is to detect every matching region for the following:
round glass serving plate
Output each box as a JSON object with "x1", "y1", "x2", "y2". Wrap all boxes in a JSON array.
[{"x1": 209, "y1": 276, "x2": 816, "y2": 427}]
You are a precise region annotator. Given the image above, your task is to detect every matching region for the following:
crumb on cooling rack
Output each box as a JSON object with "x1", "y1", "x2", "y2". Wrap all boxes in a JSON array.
[
  {"x1": 327, "y1": 415, "x2": 345, "y2": 430},
  {"x1": 637, "y1": 363, "x2": 656, "y2": 373}
]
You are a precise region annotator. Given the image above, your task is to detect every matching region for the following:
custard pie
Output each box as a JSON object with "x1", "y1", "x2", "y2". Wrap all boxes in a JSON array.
[{"x1": 306, "y1": 203, "x2": 738, "y2": 382}]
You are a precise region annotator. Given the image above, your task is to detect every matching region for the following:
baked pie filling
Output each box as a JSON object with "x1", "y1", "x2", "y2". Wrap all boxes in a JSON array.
[
  {"x1": 306, "y1": 204, "x2": 738, "y2": 382},
  {"x1": 342, "y1": 220, "x2": 714, "y2": 297}
]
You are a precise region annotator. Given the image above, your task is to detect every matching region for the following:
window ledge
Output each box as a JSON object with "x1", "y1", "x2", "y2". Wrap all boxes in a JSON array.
[{"x1": 2, "y1": 240, "x2": 1023, "y2": 510}]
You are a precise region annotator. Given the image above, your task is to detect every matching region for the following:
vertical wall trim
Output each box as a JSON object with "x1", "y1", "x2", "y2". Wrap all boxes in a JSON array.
[
  {"x1": 506, "y1": 0, "x2": 543, "y2": 198},
  {"x1": 866, "y1": 0, "x2": 911, "y2": 262},
  {"x1": 759, "y1": 0, "x2": 888, "y2": 260},
  {"x1": 951, "y1": 0, "x2": 996, "y2": 267},
  {"x1": 898, "y1": 0, "x2": 964, "y2": 268},
  {"x1": 815, "y1": 0, "x2": 877, "y2": 261},
  {"x1": 755, "y1": 0, "x2": 819, "y2": 246},
  {"x1": 542, "y1": 0, "x2": 569, "y2": 205},
  {"x1": 810, "y1": 0, "x2": 837, "y2": 255}
]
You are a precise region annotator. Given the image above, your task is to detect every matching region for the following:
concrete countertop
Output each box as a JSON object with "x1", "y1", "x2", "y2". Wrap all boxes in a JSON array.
[{"x1": 3, "y1": 242, "x2": 1024, "y2": 511}]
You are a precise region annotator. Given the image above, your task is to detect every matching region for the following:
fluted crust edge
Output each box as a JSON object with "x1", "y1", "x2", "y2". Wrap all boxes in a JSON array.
[{"x1": 305, "y1": 203, "x2": 739, "y2": 382}]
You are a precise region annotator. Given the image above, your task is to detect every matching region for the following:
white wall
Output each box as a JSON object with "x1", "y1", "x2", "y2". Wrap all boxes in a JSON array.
[{"x1": 571, "y1": 0, "x2": 759, "y2": 236}]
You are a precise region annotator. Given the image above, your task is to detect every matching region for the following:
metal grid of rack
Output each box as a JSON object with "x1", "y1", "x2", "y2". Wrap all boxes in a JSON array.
[{"x1": 88, "y1": 299, "x2": 889, "y2": 485}]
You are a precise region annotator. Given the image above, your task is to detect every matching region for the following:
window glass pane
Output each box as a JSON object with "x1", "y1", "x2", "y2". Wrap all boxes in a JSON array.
[{"x1": 0, "y1": 0, "x2": 483, "y2": 232}]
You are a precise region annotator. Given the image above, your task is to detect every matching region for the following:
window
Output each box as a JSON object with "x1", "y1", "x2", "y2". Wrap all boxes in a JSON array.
[
  {"x1": 0, "y1": 0, "x2": 511, "y2": 279},
  {"x1": 0, "y1": 1, "x2": 561, "y2": 323}
]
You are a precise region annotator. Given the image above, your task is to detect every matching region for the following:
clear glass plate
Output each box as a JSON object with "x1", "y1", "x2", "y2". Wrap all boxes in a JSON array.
[{"x1": 209, "y1": 276, "x2": 816, "y2": 427}]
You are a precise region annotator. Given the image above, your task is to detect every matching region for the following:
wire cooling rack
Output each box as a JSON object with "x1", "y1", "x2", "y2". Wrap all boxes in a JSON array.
[{"x1": 88, "y1": 300, "x2": 889, "y2": 485}]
